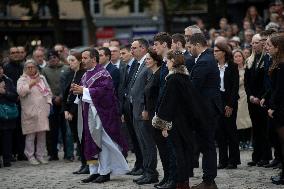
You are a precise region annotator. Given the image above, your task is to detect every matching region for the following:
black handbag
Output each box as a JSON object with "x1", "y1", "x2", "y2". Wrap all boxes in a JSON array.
[{"x1": 0, "y1": 104, "x2": 19, "y2": 120}]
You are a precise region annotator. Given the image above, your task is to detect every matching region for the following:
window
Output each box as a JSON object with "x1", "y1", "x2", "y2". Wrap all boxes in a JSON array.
[
  {"x1": 90, "y1": 0, "x2": 101, "y2": 15},
  {"x1": 130, "y1": 0, "x2": 144, "y2": 14}
]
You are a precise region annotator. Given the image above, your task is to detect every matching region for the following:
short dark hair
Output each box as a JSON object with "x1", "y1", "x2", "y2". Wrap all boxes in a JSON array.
[
  {"x1": 99, "y1": 47, "x2": 111, "y2": 61},
  {"x1": 134, "y1": 38, "x2": 149, "y2": 49},
  {"x1": 167, "y1": 50, "x2": 185, "y2": 67},
  {"x1": 172, "y1": 33, "x2": 186, "y2": 48},
  {"x1": 148, "y1": 47, "x2": 163, "y2": 67},
  {"x1": 110, "y1": 38, "x2": 121, "y2": 46},
  {"x1": 121, "y1": 44, "x2": 131, "y2": 51},
  {"x1": 82, "y1": 48, "x2": 99, "y2": 63},
  {"x1": 260, "y1": 29, "x2": 277, "y2": 37},
  {"x1": 189, "y1": 33, "x2": 207, "y2": 46},
  {"x1": 153, "y1": 32, "x2": 172, "y2": 49}
]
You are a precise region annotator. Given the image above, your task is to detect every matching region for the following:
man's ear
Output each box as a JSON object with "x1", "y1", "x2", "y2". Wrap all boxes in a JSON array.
[{"x1": 163, "y1": 42, "x2": 167, "y2": 48}]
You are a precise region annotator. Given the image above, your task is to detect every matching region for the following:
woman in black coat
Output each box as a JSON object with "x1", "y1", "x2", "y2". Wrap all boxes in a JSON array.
[
  {"x1": 0, "y1": 64, "x2": 18, "y2": 167},
  {"x1": 214, "y1": 42, "x2": 240, "y2": 169},
  {"x1": 152, "y1": 51, "x2": 208, "y2": 189},
  {"x1": 61, "y1": 52, "x2": 86, "y2": 173},
  {"x1": 266, "y1": 33, "x2": 284, "y2": 185}
]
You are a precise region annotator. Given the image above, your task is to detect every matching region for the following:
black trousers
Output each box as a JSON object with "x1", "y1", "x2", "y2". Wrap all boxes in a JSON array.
[
  {"x1": 12, "y1": 113, "x2": 25, "y2": 158},
  {"x1": 123, "y1": 98, "x2": 143, "y2": 169},
  {"x1": 217, "y1": 102, "x2": 240, "y2": 166},
  {"x1": 248, "y1": 103, "x2": 272, "y2": 162},
  {"x1": 0, "y1": 129, "x2": 14, "y2": 164},
  {"x1": 170, "y1": 127, "x2": 193, "y2": 182},
  {"x1": 268, "y1": 119, "x2": 281, "y2": 160},
  {"x1": 47, "y1": 104, "x2": 65, "y2": 158},
  {"x1": 69, "y1": 116, "x2": 86, "y2": 165},
  {"x1": 194, "y1": 101, "x2": 219, "y2": 183}
]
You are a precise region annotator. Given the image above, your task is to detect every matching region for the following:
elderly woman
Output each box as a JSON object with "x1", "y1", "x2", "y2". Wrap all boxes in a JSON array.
[
  {"x1": 17, "y1": 59, "x2": 52, "y2": 165},
  {"x1": 152, "y1": 51, "x2": 207, "y2": 189},
  {"x1": 0, "y1": 64, "x2": 18, "y2": 168},
  {"x1": 214, "y1": 42, "x2": 240, "y2": 169}
]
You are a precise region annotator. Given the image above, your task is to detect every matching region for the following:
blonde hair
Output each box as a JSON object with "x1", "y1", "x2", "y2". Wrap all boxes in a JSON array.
[{"x1": 246, "y1": 34, "x2": 264, "y2": 69}]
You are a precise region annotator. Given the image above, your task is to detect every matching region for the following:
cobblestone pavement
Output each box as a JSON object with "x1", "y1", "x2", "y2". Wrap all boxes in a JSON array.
[{"x1": 0, "y1": 150, "x2": 282, "y2": 189}]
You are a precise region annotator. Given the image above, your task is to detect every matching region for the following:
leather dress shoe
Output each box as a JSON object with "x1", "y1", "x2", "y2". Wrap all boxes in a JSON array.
[
  {"x1": 247, "y1": 161, "x2": 257, "y2": 166},
  {"x1": 131, "y1": 168, "x2": 143, "y2": 176},
  {"x1": 257, "y1": 160, "x2": 269, "y2": 167},
  {"x1": 154, "y1": 177, "x2": 168, "y2": 188},
  {"x1": 226, "y1": 164, "x2": 237, "y2": 169},
  {"x1": 48, "y1": 156, "x2": 59, "y2": 161},
  {"x1": 17, "y1": 155, "x2": 28, "y2": 161},
  {"x1": 136, "y1": 176, "x2": 159, "y2": 185},
  {"x1": 191, "y1": 181, "x2": 218, "y2": 189},
  {"x1": 264, "y1": 159, "x2": 281, "y2": 168},
  {"x1": 272, "y1": 176, "x2": 284, "y2": 185},
  {"x1": 156, "y1": 180, "x2": 176, "y2": 189},
  {"x1": 73, "y1": 165, "x2": 89, "y2": 174},
  {"x1": 133, "y1": 175, "x2": 146, "y2": 183},
  {"x1": 81, "y1": 174, "x2": 99, "y2": 183},
  {"x1": 93, "y1": 173, "x2": 110, "y2": 183},
  {"x1": 217, "y1": 164, "x2": 227, "y2": 169}
]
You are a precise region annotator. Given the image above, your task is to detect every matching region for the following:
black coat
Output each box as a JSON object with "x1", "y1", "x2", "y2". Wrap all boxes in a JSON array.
[
  {"x1": 3, "y1": 61, "x2": 23, "y2": 87},
  {"x1": 190, "y1": 49, "x2": 223, "y2": 114},
  {"x1": 244, "y1": 53, "x2": 266, "y2": 99},
  {"x1": 269, "y1": 63, "x2": 284, "y2": 125},
  {"x1": 222, "y1": 62, "x2": 240, "y2": 107},
  {"x1": 144, "y1": 68, "x2": 161, "y2": 119},
  {"x1": 156, "y1": 65, "x2": 209, "y2": 147},
  {"x1": 184, "y1": 50, "x2": 195, "y2": 73},
  {"x1": 0, "y1": 75, "x2": 18, "y2": 130},
  {"x1": 61, "y1": 69, "x2": 85, "y2": 116}
]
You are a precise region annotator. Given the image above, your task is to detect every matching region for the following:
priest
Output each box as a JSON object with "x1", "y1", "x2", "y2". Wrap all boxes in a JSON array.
[{"x1": 71, "y1": 48, "x2": 129, "y2": 183}]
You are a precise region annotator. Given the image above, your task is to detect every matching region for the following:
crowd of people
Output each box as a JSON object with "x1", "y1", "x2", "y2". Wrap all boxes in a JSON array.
[{"x1": 1, "y1": 2, "x2": 284, "y2": 189}]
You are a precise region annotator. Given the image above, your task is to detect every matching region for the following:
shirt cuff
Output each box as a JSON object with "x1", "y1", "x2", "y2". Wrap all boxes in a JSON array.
[{"x1": 82, "y1": 87, "x2": 92, "y2": 103}]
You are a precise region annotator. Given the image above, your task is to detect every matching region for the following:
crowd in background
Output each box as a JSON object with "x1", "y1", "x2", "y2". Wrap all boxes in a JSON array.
[{"x1": 0, "y1": 2, "x2": 284, "y2": 189}]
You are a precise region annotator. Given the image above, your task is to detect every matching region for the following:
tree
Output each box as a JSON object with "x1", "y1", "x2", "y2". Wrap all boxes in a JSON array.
[{"x1": 81, "y1": 0, "x2": 96, "y2": 45}]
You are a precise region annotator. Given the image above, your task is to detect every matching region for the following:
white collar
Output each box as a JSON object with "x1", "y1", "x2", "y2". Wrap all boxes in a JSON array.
[
  {"x1": 127, "y1": 58, "x2": 135, "y2": 67},
  {"x1": 195, "y1": 49, "x2": 207, "y2": 63},
  {"x1": 138, "y1": 54, "x2": 147, "y2": 64},
  {"x1": 218, "y1": 63, "x2": 228, "y2": 69},
  {"x1": 103, "y1": 62, "x2": 110, "y2": 69}
]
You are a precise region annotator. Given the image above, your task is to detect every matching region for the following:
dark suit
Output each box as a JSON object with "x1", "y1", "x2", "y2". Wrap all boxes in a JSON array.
[
  {"x1": 216, "y1": 62, "x2": 240, "y2": 166},
  {"x1": 117, "y1": 62, "x2": 127, "y2": 114},
  {"x1": 106, "y1": 63, "x2": 120, "y2": 93},
  {"x1": 190, "y1": 48, "x2": 222, "y2": 183},
  {"x1": 130, "y1": 59, "x2": 158, "y2": 177},
  {"x1": 184, "y1": 50, "x2": 195, "y2": 73}
]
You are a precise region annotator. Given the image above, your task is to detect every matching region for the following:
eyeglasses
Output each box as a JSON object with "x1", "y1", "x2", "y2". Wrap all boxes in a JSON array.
[
  {"x1": 25, "y1": 66, "x2": 36, "y2": 69},
  {"x1": 131, "y1": 46, "x2": 140, "y2": 50},
  {"x1": 10, "y1": 51, "x2": 19, "y2": 54},
  {"x1": 48, "y1": 55, "x2": 58, "y2": 60},
  {"x1": 214, "y1": 49, "x2": 222, "y2": 53}
]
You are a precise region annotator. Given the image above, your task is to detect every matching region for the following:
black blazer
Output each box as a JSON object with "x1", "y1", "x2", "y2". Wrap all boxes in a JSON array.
[
  {"x1": 106, "y1": 63, "x2": 120, "y2": 92},
  {"x1": 190, "y1": 49, "x2": 223, "y2": 114},
  {"x1": 222, "y1": 62, "x2": 240, "y2": 108},
  {"x1": 244, "y1": 53, "x2": 265, "y2": 99},
  {"x1": 269, "y1": 63, "x2": 284, "y2": 125}
]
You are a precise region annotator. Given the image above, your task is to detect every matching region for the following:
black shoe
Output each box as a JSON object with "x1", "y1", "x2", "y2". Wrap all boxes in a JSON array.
[
  {"x1": 11, "y1": 155, "x2": 16, "y2": 162},
  {"x1": 273, "y1": 162, "x2": 282, "y2": 169},
  {"x1": 257, "y1": 160, "x2": 269, "y2": 167},
  {"x1": 93, "y1": 173, "x2": 110, "y2": 183},
  {"x1": 264, "y1": 159, "x2": 281, "y2": 168},
  {"x1": 73, "y1": 165, "x2": 89, "y2": 174},
  {"x1": 136, "y1": 176, "x2": 159, "y2": 185},
  {"x1": 130, "y1": 168, "x2": 143, "y2": 176},
  {"x1": 154, "y1": 177, "x2": 168, "y2": 188},
  {"x1": 17, "y1": 155, "x2": 28, "y2": 161},
  {"x1": 133, "y1": 175, "x2": 146, "y2": 183},
  {"x1": 272, "y1": 176, "x2": 284, "y2": 185},
  {"x1": 226, "y1": 164, "x2": 237, "y2": 169},
  {"x1": 48, "y1": 156, "x2": 59, "y2": 161},
  {"x1": 247, "y1": 161, "x2": 257, "y2": 166},
  {"x1": 3, "y1": 162, "x2": 11, "y2": 167},
  {"x1": 156, "y1": 180, "x2": 176, "y2": 189},
  {"x1": 191, "y1": 181, "x2": 218, "y2": 189},
  {"x1": 217, "y1": 164, "x2": 227, "y2": 169},
  {"x1": 81, "y1": 174, "x2": 100, "y2": 183},
  {"x1": 127, "y1": 167, "x2": 140, "y2": 175}
]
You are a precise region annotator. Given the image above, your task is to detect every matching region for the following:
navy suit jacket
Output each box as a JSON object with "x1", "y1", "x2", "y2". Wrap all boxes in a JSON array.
[
  {"x1": 190, "y1": 49, "x2": 223, "y2": 114},
  {"x1": 184, "y1": 50, "x2": 195, "y2": 73},
  {"x1": 106, "y1": 62, "x2": 120, "y2": 92}
]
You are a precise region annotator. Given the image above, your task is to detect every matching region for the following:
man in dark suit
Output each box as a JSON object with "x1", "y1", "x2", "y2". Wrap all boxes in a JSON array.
[
  {"x1": 98, "y1": 47, "x2": 120, "y2": 92},
  {"x1": 130, "y1": 38, "x2": 158, "y2": 185},
  {"x1": 188, "y1": 33, "x2": 222, "y2": 189},
  {"x1": 171, "y1": 33, "x2": 195, "y2": 73},
  {"x1": 120, "y1": 45, "x2": 143, "y2": 176}
]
